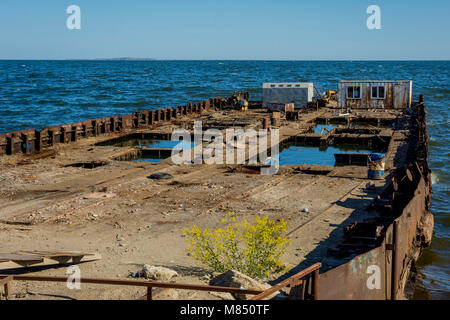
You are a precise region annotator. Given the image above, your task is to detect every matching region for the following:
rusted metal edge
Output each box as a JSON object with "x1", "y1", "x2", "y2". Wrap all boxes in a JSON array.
[
  {"x1": 0, "y1": 275, "x2": 13, "y2": 300},
  {"x1": 251, "y1": 263, "x2": 321, "y2": 300},
  {"x1": 317, "y1": 101, "x2": 431, "y2": 300},
  {"x1": 0, "y1": 274, "x2": 263, "y2": 296},
  {"x1": 0, "y1": 263, "x2": 322, "y2": 300},
  {"x1": 0, "y1": 94, "x2": 235, "y2": 156}
]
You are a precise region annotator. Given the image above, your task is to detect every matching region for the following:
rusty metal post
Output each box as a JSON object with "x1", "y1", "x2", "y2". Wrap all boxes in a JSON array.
[
  {"x1": 156, "y1": 110, "x2": 161, "y2": 122},
  {"x1": 91, "y1": 121, "x2": 96, "y2": 136},
  {"x1": 207, "y1": 99, "x2": 212, "y2": 112},
  {"x1": 391, "y1": 219, "x2": 399, "y2": 300},
  {"x1": 82, "y1": 124, "x2": 87, "y2": 137},
  {"x1": 72, "y1": 126, "x2": 78, "y2": 141},
  {"x1": 271, "y1": 112, "x2": 281, "y2": 127},
  {"x1": 22, "y1": 134, "x2": 29, "y2": 154},
  {"x1": 51, "y1": 129, "x2": 57, "y2": 144},
  {"x1": 111, "y1": 117, "x2": 116, "y2": 132},
  {"x1": 65, "y1": 127, "x2": 71, "y2": 143},
  {"x1": 4, "y1": 282, "x2": 10, "y2": 299},
  {"x1": 262, "y1": 118, "x2": 269, "y2": 130},
  {"x1": 36, "y1": 131, "x2": 42, "y2": 151},
  {"x1": 61, "y1": 127, "x2": 67, "y2": 143},
  {"x1": 7, "y1": 136, "x2": 14, "y2": 155},
  {"x1": 1, "y1": 276, "x2": 13, "y2": 300},
  {"x1": 104, "y1": 120, "x2": 110, "y2": 134},
  {"x1": 146, "y1": 287, "x2": 153, "y2": 300},
  {"x1": 419, "y1": 94, "x2": 424, "y2": 104},
  {"x1": 134, "y1": 114, "x2": 140, "y2": 128},
  {"x1": 312, "y1": 269, "x2": 319, "y2": 300},
  {"x1": 300, "y1": 280, "x2": 306, "y2": 300},
  {"x1": 65, "y1": 126, "x2": 71, "y2": 142},
  {"x1": 142, "y1": 111, "x2": 149, "y2": 127}
]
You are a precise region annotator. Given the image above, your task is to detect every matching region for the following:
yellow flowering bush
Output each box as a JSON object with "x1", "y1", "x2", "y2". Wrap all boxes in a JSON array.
[{"x1": 182, "y1": 211, "x2": 290, "y2": 279}]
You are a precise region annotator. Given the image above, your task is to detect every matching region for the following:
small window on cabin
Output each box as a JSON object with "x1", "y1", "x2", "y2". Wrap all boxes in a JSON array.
[
  {"x1": 371, "y1": 86, "x2": 385, "y2": 99},
  {"x1": 278, "y1": 84, "x2": 283, "y2": 87},
  {"x1": 287, "y1": 84, "x2": 292, "y2": 87},
  {"x1": 347, "y1": 86, "x2": 361, "y2": 99},
  {"x1": 270, "y1": 85, "x2": 276, "y2": 88},
  {"x1": 296, "y1": 84, "x2": 301, "y2": 87},
  {"x1": 372, "y1": 87, "x2": 378, "y2": 98}
]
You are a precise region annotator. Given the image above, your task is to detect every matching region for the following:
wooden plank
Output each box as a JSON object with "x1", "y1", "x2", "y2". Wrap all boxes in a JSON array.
[
  {"x1": 0, "y1": 252, "x2": 101, "y2": 271},
  {"x1": 0, "y1": 253, "x2": 43, "y2": 262},
  {"x1": 0, "y1": 275, "x2": 13, "y2": 286},
  {"x1": 17, "y1": 251, "x2": 96, "y2": 258}
]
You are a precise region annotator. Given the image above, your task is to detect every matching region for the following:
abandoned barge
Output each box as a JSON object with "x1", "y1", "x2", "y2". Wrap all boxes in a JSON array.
[{"x1": 0, "y1": 81, "x2": 433, "y2": 300}]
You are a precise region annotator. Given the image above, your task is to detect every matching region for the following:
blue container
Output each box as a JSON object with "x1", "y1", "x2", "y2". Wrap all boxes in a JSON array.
[{"x1": 368, "y1": 153, "x2": 385, "y2": 179}]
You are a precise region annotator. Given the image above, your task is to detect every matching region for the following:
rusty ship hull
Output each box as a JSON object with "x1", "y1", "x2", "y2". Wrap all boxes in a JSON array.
[{"x1": 0, "y1": 92, "x2": 433, "y2": 300}]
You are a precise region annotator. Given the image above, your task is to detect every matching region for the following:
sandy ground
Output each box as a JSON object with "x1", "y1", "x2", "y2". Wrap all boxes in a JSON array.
[{"x1": 0, "y1": 107, "x2": 408, "y2": 300}]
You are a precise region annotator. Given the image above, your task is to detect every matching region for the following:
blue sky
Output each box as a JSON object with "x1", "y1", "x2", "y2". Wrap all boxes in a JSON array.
[{"x1": 0, "y1": 0, "x2": 449, "y2": 60}]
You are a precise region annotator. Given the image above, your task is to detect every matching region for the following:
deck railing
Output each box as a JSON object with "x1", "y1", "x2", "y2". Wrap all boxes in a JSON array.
[
  {"x1": 252, "y1": 263, "x2": 321, "y2": 300},
  {"x1": 0, "y1": 263, "x2": 320, "y2": 300}
]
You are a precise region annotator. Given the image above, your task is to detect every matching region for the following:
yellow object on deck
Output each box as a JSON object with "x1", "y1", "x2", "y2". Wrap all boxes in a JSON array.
[
  {"x1": 324, "y1": 90, "x2": 337, "y2": 101},
  {"x1": 241, "y1": 100, "x2": 248, "y2": 111}
]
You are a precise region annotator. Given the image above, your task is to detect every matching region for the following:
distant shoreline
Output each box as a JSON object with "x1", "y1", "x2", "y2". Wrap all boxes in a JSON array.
[{"x1": 65, "y1": 58, "x2": 159, "y2": 61}]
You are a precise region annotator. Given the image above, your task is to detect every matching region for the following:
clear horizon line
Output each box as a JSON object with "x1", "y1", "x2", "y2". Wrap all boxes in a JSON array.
[{"x1": 0, "y1": 58, "x2": 449, "y2": 62}]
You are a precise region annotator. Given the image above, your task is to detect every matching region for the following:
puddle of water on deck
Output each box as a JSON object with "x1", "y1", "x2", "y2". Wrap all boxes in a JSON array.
[
  {"x1": 136, "y1": 139, "x2": 193, "y2": 163},
  {"x1": 279, "y1": 143, "x2": 384, "y2": 166},
  {"x1": 313, "y1": 124, "x2": 340, "y2": 134},
  {"x1": 97, "y1": 135, "x2": 193, "y2": 163}
]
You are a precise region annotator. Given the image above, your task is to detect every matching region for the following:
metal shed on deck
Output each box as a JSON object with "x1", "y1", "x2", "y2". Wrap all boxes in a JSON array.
[
  {"x1": 262, "y1": 83, "x2": 314, "y2": 109},
  {"x1": 338, "y1": 80, "x2": 412, "y2": 109}
]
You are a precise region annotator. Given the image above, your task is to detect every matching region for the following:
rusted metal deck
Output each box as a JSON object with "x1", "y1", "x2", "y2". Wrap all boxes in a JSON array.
[{"x1": 0, "y1": 93, "x2": 432, "y2": 300}]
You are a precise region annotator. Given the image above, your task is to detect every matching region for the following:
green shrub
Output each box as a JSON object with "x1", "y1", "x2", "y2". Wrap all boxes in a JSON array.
[{"x1": 182, "y1": 211, "x2": 290, "y2": 279}]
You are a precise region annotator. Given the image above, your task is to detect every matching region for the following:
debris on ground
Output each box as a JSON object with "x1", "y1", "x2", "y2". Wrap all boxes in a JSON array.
[
  {"x1": 131, "y1": 265, "x2": 179, "y2": 281},
  {"x1": 209, "y1": 269, "x2": 274, "y2": 300},
  {"x1": 148, "y1": 172, "x2": 173, "y2": 180}
]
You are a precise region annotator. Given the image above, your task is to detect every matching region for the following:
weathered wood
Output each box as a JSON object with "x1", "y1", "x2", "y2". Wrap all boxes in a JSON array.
[{"x1": 0, "y1": 252, "x2": 101, "y2": 271}]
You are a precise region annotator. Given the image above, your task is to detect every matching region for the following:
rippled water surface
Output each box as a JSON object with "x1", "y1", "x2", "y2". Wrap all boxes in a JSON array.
[{"x1": 0, "y1": 60, "x2": 448, "y2": 299}]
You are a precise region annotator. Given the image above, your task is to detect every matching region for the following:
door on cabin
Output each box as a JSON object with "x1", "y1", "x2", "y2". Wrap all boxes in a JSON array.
[{"x1": 394, "y1": 84, "x2": 406, "y2": 109}]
